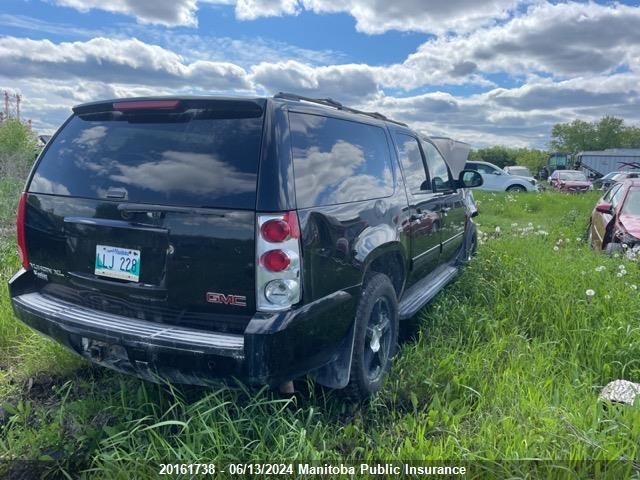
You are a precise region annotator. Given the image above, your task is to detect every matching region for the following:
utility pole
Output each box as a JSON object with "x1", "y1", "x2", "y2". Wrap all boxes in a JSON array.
[{"x1": 16, "y1": 94, "x2": 21, "y2": 122}]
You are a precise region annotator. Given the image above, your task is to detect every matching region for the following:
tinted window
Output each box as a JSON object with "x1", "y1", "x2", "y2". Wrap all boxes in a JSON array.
[
  {"x1": 604, "y1": 184, "x2": 621, "y2": 201},
  {"x1": 422, "y1": 141, "x2": 452, "y2": 190},
  {"x1": 394, "y1": 134, "x2": 427, "y2": 194},
  {"x1": 290, "y1": 113, "x2": 394, "y2": 208},
  {"x1": 30, "y1": 104, "x2": 264, "y2": 209},
  {"x1": 611, "y1": 185, "x2": 626, "y2": 207}
]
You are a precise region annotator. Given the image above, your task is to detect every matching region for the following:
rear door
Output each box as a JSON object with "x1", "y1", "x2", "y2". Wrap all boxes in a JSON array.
[{"x1": 24, "y1": 99, "x2": 265, "y2": 332}]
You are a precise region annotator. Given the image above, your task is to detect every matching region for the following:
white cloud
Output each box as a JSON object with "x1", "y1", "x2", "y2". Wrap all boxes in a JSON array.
[
  {"x1": 0, "y1": 37, "x2": 251, "y2": 90},
  {"x1": 53, "y1": 0, "x2": 199, "y2": 26},
  {"x1": 234, "y1": 0, "x2": 300, "y2": 19},
  {"x1": 301, "y1": 0, "x2": 523, "y2": 35},
  {"x1": 52, "y1": 0, "x2": 524, "y2": 34},
  {"x1": 250, "y1": 60, "x2": 380, "y2": 101},
  {"x1": 387, "y1": 1, "x2": 640, "y2": 89}
]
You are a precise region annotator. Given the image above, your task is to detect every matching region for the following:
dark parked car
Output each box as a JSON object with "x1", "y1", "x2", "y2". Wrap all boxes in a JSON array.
[
  {"x1": 588, "y1": 179, "x2": 640, "y2": 254},
  {"x1": 592, "y1": 171, "x2": 640, "y2": 190},
  {"x1": 548, "y1": 170, "x2": 592, "y2": 192},
  {"x1": 9, "y1": 93, "x2": 482, "y2": 400}
]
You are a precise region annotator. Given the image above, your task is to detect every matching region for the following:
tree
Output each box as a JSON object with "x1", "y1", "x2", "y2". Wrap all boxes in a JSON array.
[
  {"x1": 468, "y1": 146, "x2": 518, "y2": 168},
  {"x1": 0, "y1": 119, "x2": 39, "y2": 178},
  {"x1": 621, "y1": 126, "x2": 640, "y2": 148},
  {"x1": 550, "y1": 119, "x2": 597, "y2": 153},
  {"x1": 550, "y1": 116, "x2": 640, "y2": 153},
  {"x1": 514, "y1": 149, "x2": 547, "y2": 173}
]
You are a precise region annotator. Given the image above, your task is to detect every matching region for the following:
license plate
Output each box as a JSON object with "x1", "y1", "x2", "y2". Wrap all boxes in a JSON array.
[{"x1": 95, "y1": 244, "x2": 141, "y2": 282}]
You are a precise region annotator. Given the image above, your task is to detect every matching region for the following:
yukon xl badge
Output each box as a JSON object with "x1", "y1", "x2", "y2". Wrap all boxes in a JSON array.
[{"x1": 206, "y1": 292, "x2": 247, "y2": 307}]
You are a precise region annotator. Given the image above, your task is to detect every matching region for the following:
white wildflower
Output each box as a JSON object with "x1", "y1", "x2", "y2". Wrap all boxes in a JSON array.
[
  {"x1": 586, "y1": 289, "x2": 596, "y2": 302},
  {"x1": 553, "y1": 246, "x2": 560, "y2": 251},
  {"x1": 595, "y1": 266, "x2": 606, "y2": 272},
  {"x1": 495, "y1": 226, "x2": 501, "y2": 234}
]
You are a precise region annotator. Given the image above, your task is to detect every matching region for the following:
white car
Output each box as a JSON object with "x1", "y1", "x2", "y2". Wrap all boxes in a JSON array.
[
  {"x1": 504, "y1": 165, "x2": 536, "y2": 183},
  {"x1": 465, "y1": 161, "x2": 539, "y2": 192}
]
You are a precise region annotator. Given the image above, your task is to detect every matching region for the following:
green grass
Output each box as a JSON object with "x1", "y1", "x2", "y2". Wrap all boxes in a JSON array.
[
  {"x1": 0, "y1": 177, "x2": 22, "y2": 231},
  {"x1": 2, "y1": 189, "x2": 640, "y2": 478}
]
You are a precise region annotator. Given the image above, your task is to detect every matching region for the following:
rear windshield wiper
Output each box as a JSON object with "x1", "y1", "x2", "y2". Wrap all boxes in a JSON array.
[{"x1": 117, "y1": 203, "x2": 226, "y2": 216}]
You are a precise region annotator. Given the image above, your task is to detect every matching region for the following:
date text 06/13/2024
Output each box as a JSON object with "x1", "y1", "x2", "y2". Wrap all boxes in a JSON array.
[{"x1": 158, "y1": 463, "x2": 467, "y2": 476}]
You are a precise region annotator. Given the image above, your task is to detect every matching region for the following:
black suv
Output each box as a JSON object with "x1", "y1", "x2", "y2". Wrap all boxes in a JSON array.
[{"x1": 9, "y1": 93, "x2": 482, "y2": 400}]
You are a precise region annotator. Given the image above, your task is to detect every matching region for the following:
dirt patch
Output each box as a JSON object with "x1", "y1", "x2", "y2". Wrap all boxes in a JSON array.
[{"x1": 5, "y1": 366, "x2": 113, "y2": 409}]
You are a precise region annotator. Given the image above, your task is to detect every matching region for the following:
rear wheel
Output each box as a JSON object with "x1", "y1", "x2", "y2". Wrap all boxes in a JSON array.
[
  {"x1": 506, "y1": 184, "x2": 526, "y2": 193},
  {"x1": 343, "y1": 274, "x2": 398, "y2": 401}
]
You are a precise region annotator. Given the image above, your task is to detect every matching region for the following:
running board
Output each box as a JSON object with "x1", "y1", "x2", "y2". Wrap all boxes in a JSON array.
[{"x1": 398, "y1": 264, "x2": 459, "y2": 320}]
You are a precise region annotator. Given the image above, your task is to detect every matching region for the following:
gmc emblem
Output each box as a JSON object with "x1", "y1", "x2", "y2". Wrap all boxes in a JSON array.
[{"x1": 206, "y1": 292, "x2": 247, "y2": 307}]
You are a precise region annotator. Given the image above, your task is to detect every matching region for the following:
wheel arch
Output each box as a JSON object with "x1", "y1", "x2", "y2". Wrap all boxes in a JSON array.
[{"x1": 361, "y1": 242, "x2": 408, "y2": 297}]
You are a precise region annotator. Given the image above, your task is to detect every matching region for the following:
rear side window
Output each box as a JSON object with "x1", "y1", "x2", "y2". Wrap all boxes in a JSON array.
[
  {"x1": 394, "y1": 133, "x2": 428, "y2": 194},
  {"x1": 290, "y1": 113, "x2": 394, "y2": 208},
  {"x1": 30, "y1": 102, "x2": 264, "y2": 209}
]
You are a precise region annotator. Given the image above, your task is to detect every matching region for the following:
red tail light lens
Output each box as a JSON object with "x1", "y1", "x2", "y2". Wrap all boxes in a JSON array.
[
  {"x1": 260, "y1": 250, "x2": 290, "y2": 272},
  {"x1": 283, "y1": 211, "x2": 300, "y2": 239},
  {"x1": 261, "y1": 219, "x2": 290, "y2": 243},
  {"x1": 113, "y1": 100, "x2": 180, "y2": 111},
  {"x1": 16, "y1": 192, "x2": 29, "y2": 269}
]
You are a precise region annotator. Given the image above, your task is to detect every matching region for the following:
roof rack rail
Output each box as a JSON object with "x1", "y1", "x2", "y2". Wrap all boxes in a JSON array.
[{"x1": 274, "y1": 92, "x2": 408, "y2": 127}]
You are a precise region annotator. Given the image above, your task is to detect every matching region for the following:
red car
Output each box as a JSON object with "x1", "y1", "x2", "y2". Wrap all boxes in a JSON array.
[
  {"x1": 549, "y1": 169, "x2": 592, "y2": 192},
  {"x1": 589, "y1": 179, "x2": 640, "y2": 254}
]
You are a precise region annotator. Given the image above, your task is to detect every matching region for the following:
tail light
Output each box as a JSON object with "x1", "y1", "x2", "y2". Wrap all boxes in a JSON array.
[
  {"x1": 16, "y1": 192, "x2": 29, "y2": 269},
  {"x1": 256, "y1": 211, "x2": 301, "y2": 311},
  {"x1": 113, "y1": 100, "x2": 180, "y2": 111}
]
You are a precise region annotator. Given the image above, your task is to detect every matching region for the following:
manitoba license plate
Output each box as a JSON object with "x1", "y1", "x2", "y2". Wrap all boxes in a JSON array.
[{"x1": 95, "y1": 245, "x2": 141, "y2": 282}]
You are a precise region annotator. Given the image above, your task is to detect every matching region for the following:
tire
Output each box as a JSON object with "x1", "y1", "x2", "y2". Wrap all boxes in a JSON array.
[
  {"x1": 342, "y1": 273, "x2": 399, "y2": 401},
  {"x1": 506, "y1": 184, "x2": 526, "y2": 193},
  {"x1": 605, "y1": 242, "x2": 623, "y2": 256}
]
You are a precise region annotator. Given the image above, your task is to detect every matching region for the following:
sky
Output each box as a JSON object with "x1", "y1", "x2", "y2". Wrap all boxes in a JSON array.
[{"x1": 1, "y1": 0, "x2": 640, "y2": 148}]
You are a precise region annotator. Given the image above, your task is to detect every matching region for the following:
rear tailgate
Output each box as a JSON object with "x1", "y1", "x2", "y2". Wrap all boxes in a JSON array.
[{"x1": 24, "y1": 98, "x2": 265, "y2": 333}]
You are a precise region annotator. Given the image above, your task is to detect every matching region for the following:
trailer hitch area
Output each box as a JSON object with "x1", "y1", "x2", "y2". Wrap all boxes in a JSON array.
[{"x1": 81, "y1": 338, "x2": 128, "y2": 364}]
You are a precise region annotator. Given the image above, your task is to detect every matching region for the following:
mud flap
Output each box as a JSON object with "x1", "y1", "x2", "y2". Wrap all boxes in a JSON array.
[
  {"x1": 309, "y1": 320, "x2": 357, "y2": 389},
  {"x1": 456, "y1": 221, "x2": 477, "y2": 265}
]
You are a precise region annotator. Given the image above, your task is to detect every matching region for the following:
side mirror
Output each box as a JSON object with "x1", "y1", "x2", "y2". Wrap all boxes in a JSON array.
[
  {"x1": 596, "y1": 202, "x2": 613, "y2": 215},
  {"x1": 493, "y1": 171, "x2": 503, "y2": 175},
  {"x1": 459, "y1": 169, "x2": 483, "y2": 188},
  {"x1": 431, "y1": 177, "x2": 450, "y2": 192}
]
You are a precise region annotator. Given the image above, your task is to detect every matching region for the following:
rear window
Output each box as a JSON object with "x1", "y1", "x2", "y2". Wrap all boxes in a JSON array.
[
  {"x1": 30, "y1": 101, "x2": 264, "y2": 209},
  {"x1": 290, "y1": 113, "x2": 394, "y2": 208}
]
